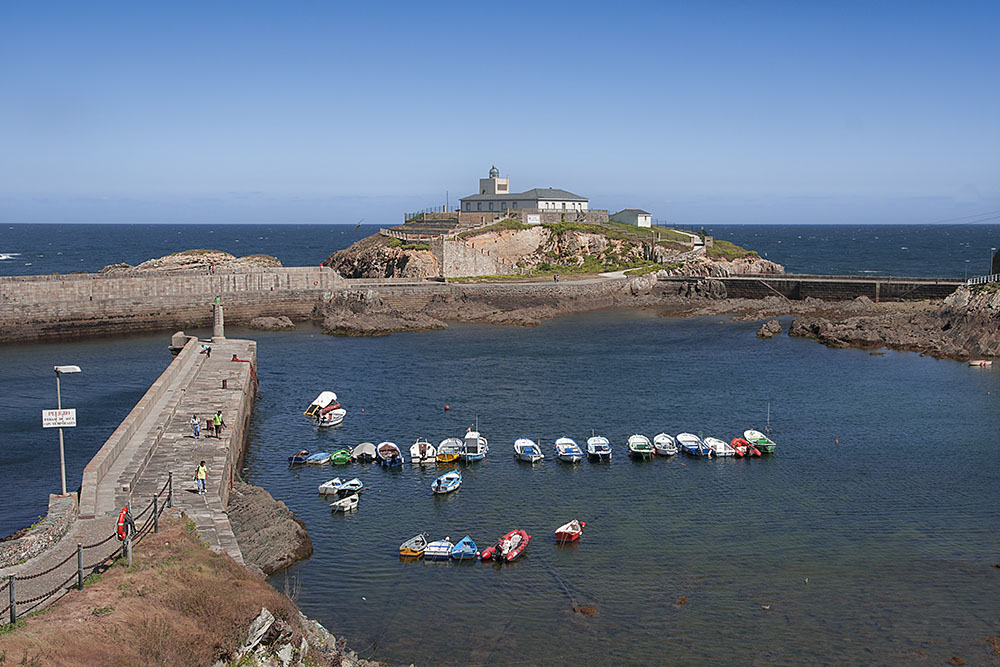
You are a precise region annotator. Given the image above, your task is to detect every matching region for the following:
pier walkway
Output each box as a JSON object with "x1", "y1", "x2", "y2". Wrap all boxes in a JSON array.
[{"x1": 1, "y1": 330, "x2": 257, "y2": 616}]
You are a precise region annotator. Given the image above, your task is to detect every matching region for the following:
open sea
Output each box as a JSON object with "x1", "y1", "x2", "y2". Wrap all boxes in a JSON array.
[{"x1": 1, "y1": 223, "x2": 999, "y2": 664}]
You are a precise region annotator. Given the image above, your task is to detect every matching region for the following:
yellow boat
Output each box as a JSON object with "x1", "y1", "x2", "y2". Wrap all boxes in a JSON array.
[
  {"x1": 436, "y1": 437, "x2": 462, "y2": 464},
  {"x1": 399, "y1": 534, "x2": 428, "y2": 558}
]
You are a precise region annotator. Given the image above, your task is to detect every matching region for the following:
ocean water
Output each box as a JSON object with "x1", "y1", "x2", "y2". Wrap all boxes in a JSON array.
[
  {"x1": 1, "y1": 223, "x2": 999, "y2": 278},
  {"x1": 2, "y1": 313, "x2": 998, "y2": 664}
]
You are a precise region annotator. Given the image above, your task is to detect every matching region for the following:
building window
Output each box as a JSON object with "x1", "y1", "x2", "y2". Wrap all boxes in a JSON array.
[
  {"x1": 477, "y1": 203, "x2": 482, "y2": 211},
  {"x1": 489, "y1": 202, "x2": 494, "y2": 211},
  {"x1": 513, "y1": 202, "x2": 517, "y2": 209},
  {"x1": 562, "y1": 202, "x2": 566, "y2": 209}
]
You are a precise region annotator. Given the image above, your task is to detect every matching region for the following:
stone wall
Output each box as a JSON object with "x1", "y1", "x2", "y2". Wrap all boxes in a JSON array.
[
  {"x1": 0, "y1": 495, "x2": 77, "y2": 568},
  {"x1": 716, "y1": 275, "x2": 961, "y2": 301}
]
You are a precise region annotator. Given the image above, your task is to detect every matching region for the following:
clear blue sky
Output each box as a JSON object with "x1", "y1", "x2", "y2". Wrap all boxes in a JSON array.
[{"x1": 1, "y1": 1, "x2": 997, "y2": 224}]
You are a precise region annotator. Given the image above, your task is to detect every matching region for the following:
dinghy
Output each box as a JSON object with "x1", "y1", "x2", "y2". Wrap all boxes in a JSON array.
[
  {"x1": 554, "y1": 437, "x2": 584, "y2": 463},
  {"x1": 744, "y1": 429, "x2": 777, "y2": 454},
  {"x1": 306, "y1": 452, "x2": 331, "y2": 465},
  {"x1": 377, "y1": 441, "x2": 405, "y2": 467},
  {"x1": 318, "y1": 477, "x2": 344, "y2": 495},
  {"x1": 450, "y1": 535, "x2": 479, "y2": 560},
  {"x1": 704, "y1": 437, "x2": 736, "y2": 457},
  {"x1": 627, "y1": 434, "x2": 654, "y2": 459},
  {"x1": 730, "y1": 437, "x2": 761, "y2": 457},
  {"x1": 677, "y1": 433, "x2": 711, "y2": 456},
  {"x1": 653, "y1": 433, "x2": 678, "y2": 456},
  {"x1": 437, "y1": 437, "x2": 462, "y2": 464},
  {"x1": 352, "y1": 442, "x2": 377, "y2": 462},
  {"x1": 304, "y1": 391, "x2": 346, "y2": 427},
  {"x1": 424, "y1": 538, "x2": 454, "y2": 560},
  {"x1": 555, "y1": 519, "x2": 586, "y2": 543},
  {"x1": 288, "y1": 449, "x2": 310, "y2": 465},
  {"x1": 330, "y1": 494, "x2": 358, "y2": 513},
  {"x1": 481, "y1": 529, "x2": 531, "y2": 562},
  {"x1": 431, "y1": 470, "x2": 462, "y2": 494},
  {"x1": 514, "y1": 438, "x2": 544, "y2": 463},
  {"x1": 460, "y1": 430, "x2": 489, "y2": 462},
  {"x1": 330, "y1": 448, "x2": 352, "y2": 465},
  {"x1": 969, "y1": 359, "x2": 993, "y2": 367},
  {"x1": 399, "y1": 534, "x2": 429, "y2": 558},
  {"x1": 337, "y1": 478, "x2": 363, "y2": 495},
  {"x1": 586, "y1": 436, "x2": 612, "y2": 461},
  {"x1": 409, "y1": 439, "x2": 437, "y2": 465}
]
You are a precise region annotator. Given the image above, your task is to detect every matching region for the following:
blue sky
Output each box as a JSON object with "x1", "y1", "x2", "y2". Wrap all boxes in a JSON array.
[{"x1": 1, "y1": 1, "x2": 997, "y2": 224}]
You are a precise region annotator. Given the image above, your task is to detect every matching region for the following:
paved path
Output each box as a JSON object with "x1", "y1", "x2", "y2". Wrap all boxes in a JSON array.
[{"x1": 1, "y1": 336, "x2": 254, "y2": 617}]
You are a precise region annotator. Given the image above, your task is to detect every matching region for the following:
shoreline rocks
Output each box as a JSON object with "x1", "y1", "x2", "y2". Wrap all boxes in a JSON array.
[
  {"x1": 226, "y1": 480, "x2": 313, "y2": 577},
  {"x1": 249, "y1": 315, "x2": 296, "y2": 331},
  {"x1": 100, "y1": 249, "x2": 282, "y2": 274},
  {"x1": 757, "y1": 319, "x2": 782, "y2": 338}
]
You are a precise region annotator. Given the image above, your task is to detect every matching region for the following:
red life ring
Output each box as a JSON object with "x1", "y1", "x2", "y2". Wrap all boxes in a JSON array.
[
  {"x1": 313, "y1": 281, "x2": 318, "y2": 285},
  {"x1": 116, "y1": 506, "x2": 134, "y2": 541}
]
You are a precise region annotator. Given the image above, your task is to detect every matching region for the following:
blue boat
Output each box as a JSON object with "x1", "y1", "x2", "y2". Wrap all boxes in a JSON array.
[
  {"x1": 306, "y1": 452, "x2": 331, "y2": 465},
  {"x1": 450, "y1": 535, "x2": 479, "y2": 560},
  {"x1": 431, "y1": 470, "x2": 462, "y2": 494},
  {"x1": 288, "y1": 448, "x2": 310, "y2": 465},
  {"x1": 460, "y1": 430, "x2": 489, "y2": 462},
  {"x1": 677, "y1": 433, "x2": 712, "y2": 456},
  {"x1": 377, "y1": 441, "x2": 404, "y2": 467}
]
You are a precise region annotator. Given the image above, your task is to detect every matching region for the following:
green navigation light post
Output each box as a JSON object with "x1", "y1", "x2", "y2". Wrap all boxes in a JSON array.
[{"x1": 52, "y1": 365, "x2": 82, "y2": 496}]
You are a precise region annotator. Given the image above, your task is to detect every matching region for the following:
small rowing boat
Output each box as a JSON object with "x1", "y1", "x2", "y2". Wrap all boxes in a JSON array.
[
  {"x1": 514, "y1": 438, "x2": 544, "y2": 463},
  {"x1": 653, "y1": 433, "x2": 678, "y2": 456},
  {"x1": 437, "y1": 437, "x2": 462, "y2": 464},
  {"x1": 399, "y1": 534, "x2": 429, "y2": 558},
  {"x1": 969, "y1": 359, "x2": 993, "y2": 367},
  {"x1": 586, "y1": 436, "x2": 612, "y2": 461},
  {"x1": 704, "y1": 437, "x2": 736, "y2": 457},
  {"x1": 425, "y1": 538, "x2": 454, "y2": 560},
  {"x1": 330, "y1": 448, "x2": 352, "y2": 465},
  {"x1": 677, "y1": 433, "x2": 711, "y2": 456},
  {"x1": 554, "y1": 437, "x2": 584, "y2": 463},
  {"x1": 450, "y1": 535, "x2": 479, "y2": 560},
  {"x1": 431, "y1": 470, "x2": 462, "y2": 494},
  {"x1": 288, "y1": 449, "x2": 310, "y2": 465},
  {"x1": 744, "y1": 429, "x2": 777, "y2": 454},
  {"x1": 627, "y1": 434, "x2": 654, "y2": 459},
  {"x1": 352, "y1": 442, "x2": 377, "y2": 462},
  {"x1": 555, "y1": 519, "x2": 585, "y2": 543},
  {"x1": 409, "y1": 439, "x2": 437, "y2": 465},
  {"x1": 330, "y1": 494, "x2": 358, "y2": 512},
  {"x1": 377, "y1": 441, "x2": 405, "y2": 467}
]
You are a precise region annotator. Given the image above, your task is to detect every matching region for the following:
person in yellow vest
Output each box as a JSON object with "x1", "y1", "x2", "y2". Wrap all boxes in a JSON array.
[
  {"x1": 194, "y1": 460, "x2": 207, "y2": 494},
  {"x1": 213, "y1": 411, "x2": 227, "y2": 438}
]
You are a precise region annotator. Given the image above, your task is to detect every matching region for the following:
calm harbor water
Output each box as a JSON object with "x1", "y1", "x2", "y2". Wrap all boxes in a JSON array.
[{"x1": 3, "y1": 311, "x2": 997, "y2": 663}]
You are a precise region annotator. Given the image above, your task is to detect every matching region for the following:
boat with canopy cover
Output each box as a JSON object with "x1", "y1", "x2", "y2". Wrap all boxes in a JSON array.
[
  {"x1": 461, "y1": 431, "x2": 489, "y2": 462},
  {"x1": 437, "y1": 438, "x2": 462, "y2": 464},
  {"x1": 352, "y1": 442, "x2": 377, "y2": 462},
  {"x1": 304, "y1": 391, "x2": 346, "y2": 427},
  {"x1": 586, "y1": 436, "x2": 612, "y2": 461},
  {"x1": 409, "y1": 439, "x2": 437, "y2": 465}
]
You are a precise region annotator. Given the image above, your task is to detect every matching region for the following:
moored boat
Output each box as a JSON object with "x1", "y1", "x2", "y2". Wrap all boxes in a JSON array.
[
  {"x1": 377, "y1": 441, "x2": 405, "y2": 466},
  {"x1": 677, "y1": 433, "x2": 711, "y2": 456},
  {"x1": 400, "y1": 533, "x2": 429, "y2": 558},
  {"x1": 460, "y1": 430, "x2": 489, "y2": 462},
  {"x1": 969, "y1": 359, "x2": 993, "y2": 367},
  {"x1": 704, "y1": 436, "x2": 735, "y2": 457},
  {"x1": 306, "y1": 452, "x2": 331, "y2": 465},
  {"x1": 431, "y1": 470, "x2": 462, "y2": 494},
  {"x1": 585, "y1": 436, "x2": 612, "y2": 461},
  {"x1": 409, "y1": 439, "x2": 437, "y2": 465},
  {"x1": 653, "y1": 433, "x2": 678, "y2": 456},
  {"x1": 330, "y1": 448, "x2": 352, "y2": 465},
  {"x1": 481, "y1": 529, "x2": 531, "y2": 562},
  {"x1": 555, "y1": 519, "x2": 586, "y2": 543},
  {"x1": 730, "y1": 437, "x2": 761, "y2": 457},
  {"x1": 288, "y1": 449, "x2": 310, "y2": 465},
  {"x1": 554, "y1": 437, "x2": 584, "y2": 463},
  {"x1": 514, "y1": 438, "x2": 544, "y2": 463},
  {"x1": 318, "y1": 477, "x2": 343, "y2": 495},
  {"x1": 450, "y1": 535, "x2": 479, "y2": 560},
  {"x1": 744, "y1": 429, "x2": 777, "y2": 454},
  {"x1": 304, "y1": 391, "x2": 346, "y2": 427},
  {"x1": 330, "y1": 494, "x2": 358, "y2": 512},
  {"x1": 437, "y1": 437, "x2": 462, "y2": 464},
  {"x1": 627, "y1": 434, "x2": 654, "y2": 459},
  {"x1": 352, "y1": 442, "x2": 377, "y2": 462},
  {"x1": 425, "y1": 538, "x2": 454, "y2": 560},
  {"x1": 337, "y1": 478, "x2": 363, "y2": 495}
]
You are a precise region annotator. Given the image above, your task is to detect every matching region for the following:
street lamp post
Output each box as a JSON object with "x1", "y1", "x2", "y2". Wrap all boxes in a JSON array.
[
  {"x1": 991, "y1": 248, "x2": 997, "y2": 277},
  {"x1": 54, "y1": 365, "x2": 81, "y2": 496}
]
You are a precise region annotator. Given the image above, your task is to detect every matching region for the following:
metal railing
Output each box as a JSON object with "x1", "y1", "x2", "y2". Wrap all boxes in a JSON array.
[
  {"x1": 967, "y1": 273, "x2": 1000, "y2": 286},
  {"x1": 2, "y1": 474, "x2": 173, "y2": 626}
]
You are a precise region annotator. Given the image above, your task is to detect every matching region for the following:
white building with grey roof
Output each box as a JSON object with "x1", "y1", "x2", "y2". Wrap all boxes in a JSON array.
[
  {"x1": 459, "y1": 165, "x2": 589, "y2": 215},
  {"x1": 610, "y1": 208, "x2": 652, "y2": 228}
]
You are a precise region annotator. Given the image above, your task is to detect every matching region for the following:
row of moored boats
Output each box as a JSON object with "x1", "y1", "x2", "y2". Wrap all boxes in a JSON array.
[{"x1": 399, "y1": 519, "x2": 586, "y2": 563}]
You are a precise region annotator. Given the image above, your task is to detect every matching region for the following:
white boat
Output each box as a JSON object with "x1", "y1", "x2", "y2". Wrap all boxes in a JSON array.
[
  {"x1": 653, "y1": 433, "x2": 678, "y2": 456},
  {"x1": 437, "y1": 437, "x2": 462, "y2": 464},
  {"x1": 969, "y1": 359, "x2": 993, "y2": 367},
  {"x1": 377, "y1": 441, "x2": 405, "y2": 466},
  {"x1": 338, "y1": 478, "x2": 364, "y2": 495},
  {"x1": 514, "y1": 438, "x2": 544, "y2": 463},
  {"x1": 409, "y1": 439, "x2": 437, "y2": 465},
  {"x1": 304, "y1": 391, "x2": 346, "y2": 427},
  {"x1": 352, "y1": 442, "x2": 377, "y2": 462},
  {"x1": 431, "y1": 470, "x2": 462, "y2": 494},
  {"x1": 704, "y1": 436, "x2": 735, "y2": 457},
  {"x1": 586, "y1": 436, "x2": 612, "y2": 461},
  {"x1": 677, "y1": 432, "x2": 711, "y2": 457},
  {"x1": 330, "y1": 494, "x2": 358, "y2": 512},
  {"x1": 554, "y1": 437, "x2": 584, "y2": 463},
  {"x1": 425, "y1": 538, "x2": 454, "y2": 560},
  {"x1": 318, "y1": 477, "x2": 343, "y2": 495},
  {"x1": 461, "y1": 430, "x2": 489, "y2": 462},
  {"x1": 627, "y1": 434, "x2": 655, "y2": 459}
]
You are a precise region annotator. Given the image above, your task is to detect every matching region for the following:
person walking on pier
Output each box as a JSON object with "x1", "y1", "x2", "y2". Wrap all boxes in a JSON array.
[
  {"x1": 190, "y1": 414, "x2": 200, "y2": 439},
  {"x1": 213, "y1": 410, "x2": 227, "y2": 438},
  {"x1": 194, "y1": 460, "x2": 207, "y2": 494}
]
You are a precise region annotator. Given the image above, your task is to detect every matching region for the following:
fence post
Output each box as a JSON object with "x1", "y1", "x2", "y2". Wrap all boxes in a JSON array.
[
  {"x1": 153, "y1": 495, "x2": 159, "y2": 533},
  {"x1": 167, "y1": 472, "x2": 173, "y2": 508},
  {"x1": 9, "y1": 576, "x2": 15, "y2": 624},
  {"x1": 77, "y1": 543, "x2": 83, "y2": 591},
  {"x1": 127, "y1": 535, "x2": 132, "y2": 569}
]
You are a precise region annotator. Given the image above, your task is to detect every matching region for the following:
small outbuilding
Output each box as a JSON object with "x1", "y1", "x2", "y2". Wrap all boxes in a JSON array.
[{"x1": 610, "y1": 208, "x2": 652, "y2": 228}]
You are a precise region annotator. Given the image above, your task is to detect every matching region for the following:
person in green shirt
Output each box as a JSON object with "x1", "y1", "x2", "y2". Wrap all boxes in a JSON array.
[{"x1": 212, "y1": 411, "x2": 227, "y2": 438}]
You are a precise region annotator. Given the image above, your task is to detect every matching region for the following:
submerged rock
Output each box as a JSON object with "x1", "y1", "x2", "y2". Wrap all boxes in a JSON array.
[
  {"x1": 757, "y1": 319, "x2": 782, "y2": 338},
  {"x1": 248, "y1": 315, "x2": 296, "y2": 331}
]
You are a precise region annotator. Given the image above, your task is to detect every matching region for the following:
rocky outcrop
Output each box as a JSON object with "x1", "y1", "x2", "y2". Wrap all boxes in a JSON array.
[
  {"x1": 326, "y1": 234, "x2": 438, "y2": 279},
  {"x1": 661, "y1": 254, "x2": 785, "y2": 277},
  {"x1": 101, "y1": 249, "x2": 282, "y2": 274},
  {"x1": 757, "y1": 319, "x2": 782, "y2": 338},
  {"x1": 316, "y1": 290, "x2": 446, "y2": 336},
  {"x1": 249, "y1": 315, "x2": 296, "y2": 331},
  {"x1": 226, "y1": 481, "x2": 313, "y2": 576}
]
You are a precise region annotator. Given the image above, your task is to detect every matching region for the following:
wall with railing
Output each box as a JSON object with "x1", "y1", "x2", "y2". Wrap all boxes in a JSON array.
[{"x1": 967, "y1": 274, "x2": 999, "y2": 286}]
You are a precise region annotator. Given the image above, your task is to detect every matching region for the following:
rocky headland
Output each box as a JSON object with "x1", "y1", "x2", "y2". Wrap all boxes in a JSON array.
[
  {"x1": 226, "y1": 480, "x2": 314, "y2": 577},
  {"x1": 101, "y1": 248, "x2": 282, "y2": 274}
]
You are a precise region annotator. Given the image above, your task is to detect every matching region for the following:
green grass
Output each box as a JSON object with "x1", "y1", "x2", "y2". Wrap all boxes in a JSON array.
[
  {"x1": 457, "y1": 218, "x2": 531, "y2": 240},
  {"x1": 970, "y1": 282, "x2": 1000, "y2": 293},
  {"x1": 706, "y1": 239, "x2": 756, "y2": 261},
  {"x1": 400, "y1": 243, "x2": 430, "y2": 251},
  {"x1": 625, "y1": 264, "x2": 667, "y2": 276}
]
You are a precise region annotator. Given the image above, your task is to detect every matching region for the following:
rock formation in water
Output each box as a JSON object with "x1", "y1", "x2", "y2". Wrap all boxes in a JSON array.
[
  {"x1": 315, "y1": 289, "x2": 446, "y2": 336},
  {"x1": 100, "y1": 249, "x2": 282, "y2": 274},
  {"x1": 249, "y1": 315, "x2": 296, "y2": 330},
  {"x1": 226, "y1": 480, "x2": 313, "y2": 576},
  {"x1": 757, "y1": 319, "x2": 782, "y2": 338}
]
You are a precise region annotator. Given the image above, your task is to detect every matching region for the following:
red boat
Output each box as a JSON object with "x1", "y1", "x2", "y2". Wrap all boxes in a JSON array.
[
  {"x1": 730, "y1": 437, "x2": 761, "y2": 457},
  {"x1": 554, "y1": 519, "x2": 586, "y2": 543},
  {"x1": 481, "y1": 529, "x2": 531, "y2": 562}
]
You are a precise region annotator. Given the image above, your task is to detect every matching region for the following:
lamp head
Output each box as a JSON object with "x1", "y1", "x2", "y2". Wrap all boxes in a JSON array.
[{"x1": 54, "y1": 365, "x2": 82, "y2": 374}]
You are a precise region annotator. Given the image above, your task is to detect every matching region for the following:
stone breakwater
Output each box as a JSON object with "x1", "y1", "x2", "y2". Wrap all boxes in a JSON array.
[{"x1": 0, "y1": 495, "x2": 76, "y2": 569}]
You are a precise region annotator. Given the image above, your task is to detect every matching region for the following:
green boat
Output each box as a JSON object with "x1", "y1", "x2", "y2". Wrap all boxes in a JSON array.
[
  {"x1": 627, "y1": 434, "x2": 655, "y2": 459},
  {"x1": 330, "y1": 448, "x2": 353, "y2": 465},
  {"x1": 743, "y1": 430, "x2": 777, "y2": 454}
]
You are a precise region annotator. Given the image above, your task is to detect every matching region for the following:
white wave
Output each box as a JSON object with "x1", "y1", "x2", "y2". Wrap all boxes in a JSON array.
[{"x1": 0, "y1": 252, "x2": 21, "y2": 260}]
